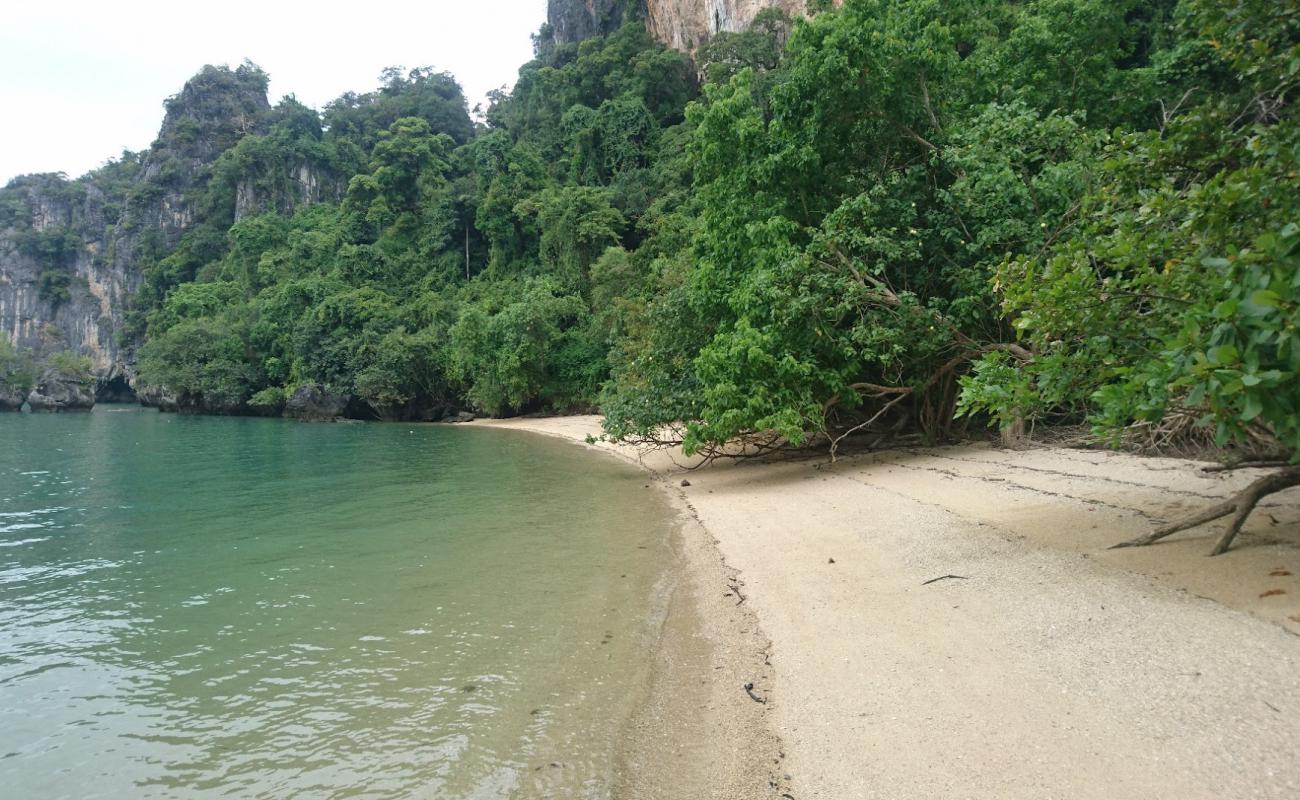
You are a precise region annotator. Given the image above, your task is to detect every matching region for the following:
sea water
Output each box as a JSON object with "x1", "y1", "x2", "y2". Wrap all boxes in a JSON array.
[{"x1": 0, "y1": 407, "x2": 674, "y2": 799}]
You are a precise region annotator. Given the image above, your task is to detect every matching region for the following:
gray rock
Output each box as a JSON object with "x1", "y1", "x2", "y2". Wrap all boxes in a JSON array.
[
  {"x1": 0, "y1": 64, "x2": 294, "y2": 386},
  {"x1": 284, "y1": 383, "x2": 351, "y2": 421},
  {"x1": 545, "y1": 0, "x2": 632, "y2": 46},
  {"x1": 368, "y1": 398, "x2": 454, "y2": 423},
  {"x1": 0, "y1": 379, "x2": 27, "y2": 411},
  {"x1": 26, "y1": 368, "x2": 94, "y2": 412},
  {"x1": 137, "y1": 385, "x2": 179, "y2": 413},
  {"x1": 449, "y1": 411, "x2": 477, "y2": 423}
]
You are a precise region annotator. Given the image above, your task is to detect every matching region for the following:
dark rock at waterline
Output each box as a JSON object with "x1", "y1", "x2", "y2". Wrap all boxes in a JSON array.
[
  {"x1": 26, "y1": 368, "x2": 96, "y2": 412},
  {"x1": 371, "y1": 398, "x2": 458, "y2": 423},
  {"x1": 447, "y1": 411, "x2": 477, "y2": 423},
  {"x1": 176, "y1": 395, "x2": 246, "y2": 416},
  {"x1": 245, "y1": 395, "x2": 286, "y2": 417},
  {"x1": 138, "y1": 386, "x2": 243, "y2": 416},
  {"x1": 284, "y1": 383, "x2": 352, "y2": 421},
  {"x1": 137, "y1": 385, "x2": 180, "y2": 413},
  {"x1": 0, "y1": 379, "x2": 27, "y2": 411}
]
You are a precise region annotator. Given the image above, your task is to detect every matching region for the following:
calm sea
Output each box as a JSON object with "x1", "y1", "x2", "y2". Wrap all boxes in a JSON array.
[{"x1": 0, "y1": 406, "x2": 674, "y2": 799}]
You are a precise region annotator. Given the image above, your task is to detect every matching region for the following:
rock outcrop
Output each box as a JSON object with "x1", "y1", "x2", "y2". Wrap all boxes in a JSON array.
[
  {"x1": 646, "y1": 0, "x2": 809, "y2": 52},
  {"x1": 0, "y1": 379, "x2": 26, "y2": 411},
  {"x1": 283, "y1": 383, "x2": 353, "y2": 422},
  {"x1": 0, "y1": 63, "x2": 273, "y2": 390},
  {"x1": 546, "y1": 0, "x2": 813, "y2": 51},
  {"x1": 546, "y1": 0, "x2": 637, "y2": 46},
  {"x1": 0, "y1": 173, "x2": 137, "y2": 387},
  {"x1": 26, "y1": 367, "x2": 95, "y2": 412},
  {"x1": 137, "y1": 384, "x2": 180, "y2": 413}
]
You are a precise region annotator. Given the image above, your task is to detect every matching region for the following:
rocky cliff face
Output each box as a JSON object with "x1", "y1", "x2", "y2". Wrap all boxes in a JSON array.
[
  {"x1": 546, "y1": 0, "x2": 812, "y2": 51},
  {"x1": 546, "y1": 0, "x2": 637, "y2": 46},
  {"x1": 0, "y1": 63, "x2": 272, "y2": 391},
  {"x1": 0, "y1": 174, "x2": 135, "y2": 383},
  {"x1": 646, "y1": 0, "x2": 809, "y2": 52}
]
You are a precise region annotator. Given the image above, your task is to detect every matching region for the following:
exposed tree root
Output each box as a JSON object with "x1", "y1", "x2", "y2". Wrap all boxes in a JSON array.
[
  {"x1": 1201, "y1": 460, "x2": 1292, "y2": 474},
  {"x1": 1123, "y1": 409, "x2": 1282, "y2": 459},
  {"x1": 1110, "y1": 466, "x2": 1300, "y2": 556}
]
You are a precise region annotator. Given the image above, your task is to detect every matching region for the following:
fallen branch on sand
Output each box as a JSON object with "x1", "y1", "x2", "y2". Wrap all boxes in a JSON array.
[{"x1": 1111, "y1": 465, "x2": 1300, "y2": 556}]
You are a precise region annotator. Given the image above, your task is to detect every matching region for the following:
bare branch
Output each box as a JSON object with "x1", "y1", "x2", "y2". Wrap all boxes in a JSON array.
[
  {"x1": 1111, "y1": 466, "x2": 1300, "y2": 555},
  {"x1": 919, "y1": 71, "x2": 942, "y2": 133},
  {"x1": 1158, "y1": 87, "x2": 1198, "y2": 138},
  {"x1": 1202, "y1": 460, "x2": 1293, "y2": 474},
  {"x1": 829, "y1": 390, "x2": 912, "y2": 461}
]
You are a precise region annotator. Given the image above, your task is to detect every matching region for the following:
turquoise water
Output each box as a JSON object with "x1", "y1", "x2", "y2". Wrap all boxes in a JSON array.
[{"x1": 0, "y1": 407, "x2": 675, "y2": 799}]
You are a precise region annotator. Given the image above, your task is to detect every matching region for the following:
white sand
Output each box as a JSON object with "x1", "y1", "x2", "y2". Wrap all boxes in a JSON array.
[{"x1": 476, "y1": 416, "x2": 1300, "y2": 799}]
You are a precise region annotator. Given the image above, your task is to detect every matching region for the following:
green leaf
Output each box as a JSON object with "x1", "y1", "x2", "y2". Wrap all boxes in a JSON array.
[
  {"x1": 1241, "y1": 393, "x2": 1263, "y2": 422},
  {"x1": 1248, "y1": 289, "x2": 1281, "y2": 310},
  {"x1": 1208, "y1": 344, "x2": 1238, "y2": 365}
]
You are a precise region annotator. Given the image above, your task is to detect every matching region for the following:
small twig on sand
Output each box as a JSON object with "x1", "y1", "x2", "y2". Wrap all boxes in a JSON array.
[
  {"x1": 744, "y1": 682, "x2": 767, "y2": 704},
  {"x1": 922, "y1": 574, "x2": 969, "y2": 585},
  {"x1": 728, "y1": 580, "x2": 747, "y2": 605}
]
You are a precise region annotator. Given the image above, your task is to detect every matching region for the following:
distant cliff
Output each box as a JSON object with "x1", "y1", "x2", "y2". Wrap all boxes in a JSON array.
[
  {"x1": 646, "y1": 0, "x2": 809, "y2": 51},
  {"x1": 546, "y1": 0, "x2": 812, "y2": 51},
  {"x1": 0, "y1": 63, "x2": 334, "y2": 395}
]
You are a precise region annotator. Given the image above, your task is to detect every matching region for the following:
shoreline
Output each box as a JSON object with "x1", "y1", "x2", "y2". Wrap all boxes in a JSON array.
[
  {"x1": 478, "y1": 415, "x2": 1300, "y2": 799},
  {"x1": 477, "y1": 418, "x2": 787, "y2": 800}
]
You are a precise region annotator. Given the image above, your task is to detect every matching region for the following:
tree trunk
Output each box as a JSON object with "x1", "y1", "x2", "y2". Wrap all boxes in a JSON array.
[{"x1": 1000, "y1": 416, "x2": 1028, "y2": 449}]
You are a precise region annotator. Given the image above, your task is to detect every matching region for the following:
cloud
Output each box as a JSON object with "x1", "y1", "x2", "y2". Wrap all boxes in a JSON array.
[{"x1": 0, "y1": 0, "x2": 545, "y2": 182}]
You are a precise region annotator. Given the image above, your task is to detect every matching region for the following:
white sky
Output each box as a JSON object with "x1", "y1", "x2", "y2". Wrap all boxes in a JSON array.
[{"x1": 0, "y1": 0, "x2": 547, "y2": 184}]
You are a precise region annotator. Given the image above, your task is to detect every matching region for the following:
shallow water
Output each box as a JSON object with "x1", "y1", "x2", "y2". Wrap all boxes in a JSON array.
[{"x1": 0, "y1": 407, "x2": 674, "y2": 799}]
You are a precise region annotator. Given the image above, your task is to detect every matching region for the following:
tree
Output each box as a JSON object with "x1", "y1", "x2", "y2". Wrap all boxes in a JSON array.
[
  {"x1": 516, "y1": 185, "x2": 625, "y2": 286},
  {"x1": 960, "y1": 0, "x2": 1300, "y2": 554}
]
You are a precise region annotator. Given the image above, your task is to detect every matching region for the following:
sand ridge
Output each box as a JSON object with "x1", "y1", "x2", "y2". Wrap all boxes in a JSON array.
[{"x1": 475, "y1": 416, "x2": 1300, "y2": 799}]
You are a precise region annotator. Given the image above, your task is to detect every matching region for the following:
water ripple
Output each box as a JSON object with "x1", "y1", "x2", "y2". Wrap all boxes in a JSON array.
[{"x1": 0, "y1": 410, "x2": 673, "y2": 798}]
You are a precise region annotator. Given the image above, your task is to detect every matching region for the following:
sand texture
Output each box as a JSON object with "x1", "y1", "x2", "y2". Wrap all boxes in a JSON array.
[{"x1": 477, "y1": 416, "x2": 1300, "y2": 800}]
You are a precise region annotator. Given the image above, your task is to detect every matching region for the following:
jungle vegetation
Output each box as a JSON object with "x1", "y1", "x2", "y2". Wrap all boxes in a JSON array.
[{"x1": 4, "y1": 0, "x2": 1296, "y2": 551}]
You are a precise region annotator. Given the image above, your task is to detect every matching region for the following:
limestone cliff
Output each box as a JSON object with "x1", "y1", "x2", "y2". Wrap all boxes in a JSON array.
[
  {"x1": 646, "y1": 0, "x2": 809, "y2": 52},
  {"x1": 0, "y1": 63, "x2": 272, "y2": 393},
  {"x1": 546, "y1": 0, "x2": 637, "y2": 46},
  {"x1": 546, "y1": 0, "x2": 812, "y2": 51},
  {"x1": 0, "y1": 174, "x2": 126, "y2": 382}
]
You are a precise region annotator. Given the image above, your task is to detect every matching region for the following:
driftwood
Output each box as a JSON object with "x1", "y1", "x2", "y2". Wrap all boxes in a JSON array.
[{"x1": 1112, "y1": 465, "x2": 1300, "y2": 556}]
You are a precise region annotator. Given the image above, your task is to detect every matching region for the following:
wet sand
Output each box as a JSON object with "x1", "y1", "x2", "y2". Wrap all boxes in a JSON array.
[{"x1": 478, "y1": 416, "x2": 1300, "y2": 800}]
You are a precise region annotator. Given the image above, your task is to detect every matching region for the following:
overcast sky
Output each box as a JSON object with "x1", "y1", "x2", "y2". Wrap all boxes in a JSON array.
[{"x1": 0, "y1": 1, "x2": 547, "y2": 184}]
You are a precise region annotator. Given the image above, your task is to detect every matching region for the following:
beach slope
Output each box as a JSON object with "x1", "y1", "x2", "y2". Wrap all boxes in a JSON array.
[{"x1": 480, "y1": 416, "x2": 1300, "y2": 800}]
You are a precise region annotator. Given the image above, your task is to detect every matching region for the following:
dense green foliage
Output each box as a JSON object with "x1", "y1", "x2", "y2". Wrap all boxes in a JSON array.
[
  {"x1": 43, "y1": 350, "x2": 94, "y2": 383},
  {"x1": 0, "y1": 338, "x2": 37, "y2": 394},
  {"x1": 9, "y1": 0, "x2": 1293, "y2": 468},
  {"x1": 121, "y1": 27, "x2": 697, "y2": 418},
  {"x1": 597, "y1": 0, "x2": 1298, "y2": 467},
  {"x1": 960, "y1": 0, "x2": 1300, "y2": 463},
  {"x1": 603, "y1": 0, "x2": 1190, "y2": 453}
]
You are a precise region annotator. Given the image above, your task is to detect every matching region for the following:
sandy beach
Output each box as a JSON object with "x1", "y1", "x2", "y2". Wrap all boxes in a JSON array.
[{"x1": 478, "y1": 415, "x2": 1300, "y2": 800}]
